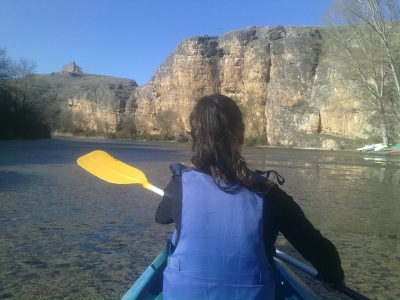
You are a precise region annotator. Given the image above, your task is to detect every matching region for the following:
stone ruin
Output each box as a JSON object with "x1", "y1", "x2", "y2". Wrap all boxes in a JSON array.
[{"x1": 62, "y1": 62, "x2": 83, "y2": 73}]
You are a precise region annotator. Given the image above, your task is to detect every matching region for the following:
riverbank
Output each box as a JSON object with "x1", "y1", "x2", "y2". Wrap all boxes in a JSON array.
[
  {"x1": 51, "y1": 133, "x2": 398, "y2": 157},
  {"x1": 51, "y1": 129, "x2": 381, "y2": 152}
]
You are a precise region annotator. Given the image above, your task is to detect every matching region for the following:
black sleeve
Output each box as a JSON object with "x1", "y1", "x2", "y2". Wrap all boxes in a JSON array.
[
  {"x1": 268, "y1": 185, "x2": 345, "y2": 283},
  {"x1": 155, "y1": 175, "x2": 182, "y2": 225}
]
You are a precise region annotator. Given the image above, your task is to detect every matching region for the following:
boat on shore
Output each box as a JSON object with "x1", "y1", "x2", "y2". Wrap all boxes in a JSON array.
[
  {"x1": 357, "y1": 143, "x2": 400, "y2": 152},
  {"x1": 356, "y1": 144, "x2": 382, "y2": 152},
  {"x1": 121, "y1": 244, "x2": 320, "y2": 300}
]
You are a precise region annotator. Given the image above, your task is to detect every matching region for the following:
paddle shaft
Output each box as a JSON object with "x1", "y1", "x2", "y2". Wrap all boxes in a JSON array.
[
  {"x1": 149, "y1": 185, "x2": 164, "y2": 196},
  {"x1": 275, "y1": 251, "x2": 370, "y2": 300}
]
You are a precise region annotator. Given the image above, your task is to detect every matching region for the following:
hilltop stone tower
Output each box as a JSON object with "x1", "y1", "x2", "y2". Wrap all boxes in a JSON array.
[{"x1": 62, "y1": 62, "x2": 83, "y2": 73}]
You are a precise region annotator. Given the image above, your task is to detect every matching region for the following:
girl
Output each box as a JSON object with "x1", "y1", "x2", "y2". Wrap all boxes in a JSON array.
[{"x1": 156, "y1": 94, "x2": 344, "y2": 299}]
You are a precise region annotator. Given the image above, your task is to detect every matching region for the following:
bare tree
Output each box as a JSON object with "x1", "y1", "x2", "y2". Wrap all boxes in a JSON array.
[
  {"x1": 0, "y1": 48, "x2": 51, "y2": 138},
  {"x1": 324, "y1": 0, "x2": 400, "y2": 145},
  {"x1": 0, "y1": 48, "x2": 10, "y2": 82},
  {"x1": 9, "y1": 58, "x2": 38, "y2": 112}
]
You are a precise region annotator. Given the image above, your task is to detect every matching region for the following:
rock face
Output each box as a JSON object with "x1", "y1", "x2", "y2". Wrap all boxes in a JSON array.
[
  {"x1": 62, "y1": 62, "x2": 83, "y2": 73},
  {"x1": 68, "y1": 84, "x2": 134, "y2": 132},
  {"x1": 47, "y1": 26, "x2": 376, "y2": 147},
  {"x1": 132, "y1": 25, "x2": 371, "y2": 148},
  {"x1": 35, "y1": 72, "x2": 138, "y2": 133}
]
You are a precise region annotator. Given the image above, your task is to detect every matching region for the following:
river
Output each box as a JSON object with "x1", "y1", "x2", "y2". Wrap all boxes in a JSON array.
[{"x1": 0, "y1": 138, "x2": 399, "y2": 299}]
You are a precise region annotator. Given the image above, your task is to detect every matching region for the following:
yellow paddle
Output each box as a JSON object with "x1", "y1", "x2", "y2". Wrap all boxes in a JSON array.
[{"x1": 77, "y1": 150, "x2": 164, "y2": 196}]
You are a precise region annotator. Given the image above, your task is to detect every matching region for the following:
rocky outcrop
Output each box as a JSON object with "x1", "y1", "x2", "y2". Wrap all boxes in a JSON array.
[
  {"x1": 68, "y1": 84, "x2": 133, "y2": 132},
  {"x1": 131, "y1": 25, "x2": 371, "y2": 148},
  {"x1": 35, "y1": 72, "x2": 138, "y2": 133}
]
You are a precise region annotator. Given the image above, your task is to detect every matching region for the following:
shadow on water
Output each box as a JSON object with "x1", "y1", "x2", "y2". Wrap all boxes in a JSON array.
[
  {"x1": 0, "y1": 138, "x2": 190, "y2": 167},
  {"x1": 0, "y1": 171, "x2": 42, "y2": 191}
]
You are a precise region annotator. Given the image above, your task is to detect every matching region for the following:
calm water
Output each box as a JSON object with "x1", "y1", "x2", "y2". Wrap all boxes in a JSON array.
[{"x1": 0, "y1": 138, "x2": 399, "y2": 299}]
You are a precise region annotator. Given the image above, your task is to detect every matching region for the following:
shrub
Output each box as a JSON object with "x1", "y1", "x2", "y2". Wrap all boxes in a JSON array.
[
  {"x1": 245, "y1": 134, "x2": 268, "y2": 146},
  {"x1": 175, "y1": 133, "x2": 189, "y2": 143},
  {"x1": 245, "y1": 136, "x2": 258, "y2": 146}
]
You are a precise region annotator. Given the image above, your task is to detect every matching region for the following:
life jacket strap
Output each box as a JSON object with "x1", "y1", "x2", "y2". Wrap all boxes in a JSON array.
[
  {"x1": 255, "y1": 170, "x2": 285, "y2": 185},
  {"x1": 169, "y1": 163, "x2": 191, "y2": 176}
]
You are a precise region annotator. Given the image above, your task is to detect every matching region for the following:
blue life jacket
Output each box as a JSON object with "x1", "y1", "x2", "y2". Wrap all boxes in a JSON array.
[{"x1": 163, "y1": 169, "x2": 275, "y2": 300}]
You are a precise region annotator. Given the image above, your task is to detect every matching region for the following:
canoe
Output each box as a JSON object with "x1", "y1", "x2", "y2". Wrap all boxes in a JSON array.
[
  {"x1": 389, "y1": 149, "x2": 400, "y2": 154},
  {"x1": 121, "y1": 244, "x2": 320, "y2": 300},
  {"x1": 356, "y1": 143, "x2": 382, "y2": 152}
]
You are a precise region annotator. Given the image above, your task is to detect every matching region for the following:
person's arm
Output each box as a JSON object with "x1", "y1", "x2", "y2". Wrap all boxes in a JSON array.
[
  {"x1": 269, "y1": 185, "x2": 344, "y2": 283},
  {"x1": 155, "y1": 175, "x2": 182, "y2": 224}
]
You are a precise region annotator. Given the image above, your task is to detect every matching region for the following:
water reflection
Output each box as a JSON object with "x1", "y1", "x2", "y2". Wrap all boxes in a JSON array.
[
  {"x1": 363, "y1": 155, "x2": 400, "y2": 167},
  {"x1": 247, "y1": 148, "x2": 400, "y2": 299}
]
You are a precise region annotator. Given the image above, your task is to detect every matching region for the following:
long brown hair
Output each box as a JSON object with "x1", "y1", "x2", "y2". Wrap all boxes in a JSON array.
[{"x1": 190, "y1": 94, "x2": 272, "y2": 192}]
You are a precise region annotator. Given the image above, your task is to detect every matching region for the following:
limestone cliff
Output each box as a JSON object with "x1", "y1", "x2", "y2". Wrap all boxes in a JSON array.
[
  {"x1": 132, "y1": 26, "x2": 371, "y2": 148},
  {"x1": 45, "y1": 26, "x2": 376, "y2": 148},
  {"x1": 35, "y1": 72, "x2": 137, "y2": 133},
  {"x1": 68, "y1": 84, "x2": 131, "y2": 132}
]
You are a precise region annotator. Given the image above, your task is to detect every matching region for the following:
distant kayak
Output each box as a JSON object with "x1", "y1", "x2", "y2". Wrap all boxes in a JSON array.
[
  {"x1": 389, "y1": 149, "x2": 400, "y2": 154},
  {"x1": 121, "y1": 244, "x2": 320, "y2": 300},
  {"x1": 357, "y1": 143, "x2": 400, "y2": 152}
]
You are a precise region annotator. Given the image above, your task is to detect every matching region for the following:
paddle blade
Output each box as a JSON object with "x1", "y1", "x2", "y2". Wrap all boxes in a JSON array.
[{"x1": 77, "y1": 150, "x2": 149, "y2": 185}]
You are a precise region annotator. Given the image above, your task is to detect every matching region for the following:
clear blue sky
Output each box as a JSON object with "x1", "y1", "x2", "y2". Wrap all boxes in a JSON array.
[{"x1": 1, "y1": 0, "x2": 333, "y2": 86}]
